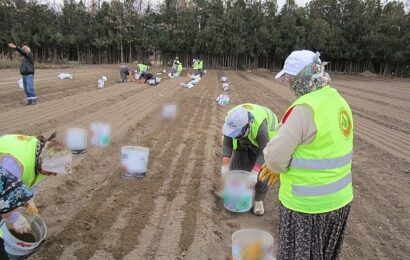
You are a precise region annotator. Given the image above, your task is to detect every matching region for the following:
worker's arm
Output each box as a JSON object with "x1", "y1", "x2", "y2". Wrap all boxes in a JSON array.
[
  {"x1": 220, "y1": 135, "x2": 233, "y2": 176},
  {"x1": 263, "y1": 105, "x2": 317, "y2": 173},
  {"x1": 1, "y1": 156, "x2": 23, "y2": 179},
  {"x1": 254, "y1": 120, "x2": 270, "y2": 172}
]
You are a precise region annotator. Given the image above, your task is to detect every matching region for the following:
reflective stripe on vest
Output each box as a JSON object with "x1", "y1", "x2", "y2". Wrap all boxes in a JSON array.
[
  {"x1": 293, "y1": 172, "x2": 352, "y2": 196},
  {"x1": 290, "y1": 152, "x2": 353, "y2": 170}
]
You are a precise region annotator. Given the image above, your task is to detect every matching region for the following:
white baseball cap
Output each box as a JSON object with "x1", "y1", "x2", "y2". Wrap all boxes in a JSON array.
[
  {"x1": 222, "y1": 107, "x2": 249, "y2": 138},
  {"x1": 275, "y1": 50, "x2": 318, "y2": 79}
]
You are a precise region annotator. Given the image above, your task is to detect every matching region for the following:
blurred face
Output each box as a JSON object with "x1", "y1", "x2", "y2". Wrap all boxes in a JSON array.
[
  {"x1": 279, "y1": 73, "x2": 295, "y2": 86},
  {"x1": 22, "y1": 46, "x2": 30, "y2": 54}
]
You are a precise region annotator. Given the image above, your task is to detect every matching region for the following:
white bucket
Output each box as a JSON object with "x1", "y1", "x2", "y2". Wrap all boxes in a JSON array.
[
  {"x1": 1, "y1": 214, "x2": 47, "y2": 259},
  {"x1": 97, "y1": 79, "x2": 105, "y2": 89},
  {"x1": 90, "y1": 122, "x2": 111, "y2": 147},
  {"x1": 134, "y1": 71, "x2": 140, "y2": 80},
  {"x1": 221, "y1": 76, "x2": 227, "y2": 82},
  {"x1": 223, "y1": 170, "x2": 253, "y2": 212},
  {"x1": 162, "y1": 104, "x2": 177, "y2": 120},
  {"x1": 217, "y1": 94, "x2": 230, "y2": 106},
  {"x1": 231, "y1": 229, "x2": 274, "y2": 260},
  {"x1": 156, "y1": 77, "x2": 161, "y2": 83},
  {"x1": 121, "y1": 146, "x2": 150, "y2": 178},
  {"x1": 17, "y1": 79, "x2": 23, "y2": 89},
  {"x1": 65, "y1": 128, "x2": 87, "y2": 154}
]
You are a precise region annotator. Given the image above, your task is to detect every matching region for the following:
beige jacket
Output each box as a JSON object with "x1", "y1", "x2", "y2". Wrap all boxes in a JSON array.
[{"x1": 263, "y1": 105, "x2": 317, "y2": 173}]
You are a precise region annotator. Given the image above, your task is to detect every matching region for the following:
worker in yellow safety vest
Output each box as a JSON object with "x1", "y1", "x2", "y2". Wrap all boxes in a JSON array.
[
  {"x1": 261, "y1": 50, "x2": 354, "y2": 259},
  {"x1": 137, "y1": 63, "x2": 149, "y2": 73},
  {"x1": 220, "y1": 103, "x2": 278, "y2": 216},
  {"x1": 0, "y1": 133, "x2": 72, "y2": 235},
  {"x1": 0, "y1": 166, "x2": 33, "y2": 258},
  {"x1": 192, "y1": 59, "x2": 201, "y2": 75}
]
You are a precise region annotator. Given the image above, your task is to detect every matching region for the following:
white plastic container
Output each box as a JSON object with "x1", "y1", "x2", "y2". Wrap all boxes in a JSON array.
[
  {"x1": 134, "y1": 71, "x2": 140, "y2": 80},
  {"x1": 162, "y1": 104, "x2": 177, "y2": 120},
  {"x1": 223, "y1": 170, "x2": 253, "y2": 213},
  {"x1": 221, "y1": 76, "x2": 227, "y2": 82},
  {"x1": 147, "y1": 79, "x2": 156, "y2": 85},
  {"x1": 232, "y1": 229, "x2": 275, "y2": 260},
  {"x1": 97, "y1": 79, "x2": 105, "y2": 89},
  {"x1": 17, "y1": 79, "x2": 23, "y2": 89},
  {"x1": 217, "y1": 94, "x2": 230, "y2": 106},
  {"x1": 156, "y1": 77, "x2": 161, "y2": 83},
  {"x1": 90, "y1": 122, "x2": 111, "y2": 147},
  {"x1": 65, "y1": 128, "x2": 88, "y2": 154},
  {"x1": 121, "y1": 146, "x2": 150, "y2": 178},
  {"x1": 1, "y1": 214, "x2": 47, "y2": 259}
]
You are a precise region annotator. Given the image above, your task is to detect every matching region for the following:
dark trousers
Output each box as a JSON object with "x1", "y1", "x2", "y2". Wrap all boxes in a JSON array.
[{"x1": 229, "y1": 147, "x2": 269, "y2": 201}]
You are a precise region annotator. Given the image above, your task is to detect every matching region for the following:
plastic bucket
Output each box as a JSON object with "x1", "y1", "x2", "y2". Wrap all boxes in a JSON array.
[
  {"x1": 221, "y1": 76, "x2": 227, "y2": 82},
  {"x1": 97, "y1": 79, "x2": 105, "y2": 89},
  {"x1": 1, "y1": 215, "x2": 47, "y2": 259},
  {"x1": 121, "y1": 146, "x2": 150, "y2": 179},
  {"x1": 90, "y1": 122, "x2": 111, "y2": 147},
  {"x1": 134, "y1": 71, "x2": 140, "y2": 80},
  {"x1": 65, "y1": 128, "x2": 87, "y2": 154},
  {"x1": 223, "y1": 170, "x2": 253, "y2": 213},
  {"x1": 162, "y1": 104, "x2": 177, "y2": 120},
  {"x1": 217, "y1": 94, "x2": 230, "y2": 106},
  {"x1": 232, "y1": 229, "x2": 274, "y2": 260},
  {"x1": 156, "y1": 77, "x2": 161, "y2": 83}
]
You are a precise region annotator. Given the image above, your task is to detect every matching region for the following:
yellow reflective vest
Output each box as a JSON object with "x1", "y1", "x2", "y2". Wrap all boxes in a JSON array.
[
  {"x1": 279, "y1": 86, "x2": 354, "y2": 214},
  {"x1": 227, "y1": 104, "x2": 278, "y2": 150},
  {"x1": 0, "y1": 135, "x2": 44, "y2": 189}
]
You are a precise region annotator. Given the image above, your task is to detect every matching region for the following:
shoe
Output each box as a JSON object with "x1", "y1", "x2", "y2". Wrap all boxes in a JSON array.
[{"x1": 253, "y1": 201, "x2": 264, "y2": 216}]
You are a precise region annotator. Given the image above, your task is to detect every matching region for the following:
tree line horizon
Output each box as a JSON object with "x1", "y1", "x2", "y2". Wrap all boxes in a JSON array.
[{"x1": 1, "y1": 0, "x2": 409, "y2": 77}]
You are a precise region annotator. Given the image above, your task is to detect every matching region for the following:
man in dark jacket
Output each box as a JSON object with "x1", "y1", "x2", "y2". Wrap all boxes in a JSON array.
[{"x1": 9, "y1": 43, "x2": 37, "y2": 105}]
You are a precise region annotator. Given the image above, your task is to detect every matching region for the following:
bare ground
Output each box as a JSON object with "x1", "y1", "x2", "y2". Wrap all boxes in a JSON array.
[{"x1": 0, "y1": 65, "x2": 409, "y2": 259}]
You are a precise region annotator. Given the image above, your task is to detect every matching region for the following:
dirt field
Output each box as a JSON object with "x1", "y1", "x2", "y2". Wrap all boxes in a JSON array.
[{"x1": 0, "y1": 65, "x2": 409, "y2": 259}]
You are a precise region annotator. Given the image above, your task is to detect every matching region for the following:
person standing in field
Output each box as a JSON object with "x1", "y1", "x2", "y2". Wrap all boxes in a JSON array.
[
  {"x1": 8, "y1": 43, "x2": 37, "y2": 105},
  {"x1": 260, "y1": 50, "x2": 354, "y2": 259}
]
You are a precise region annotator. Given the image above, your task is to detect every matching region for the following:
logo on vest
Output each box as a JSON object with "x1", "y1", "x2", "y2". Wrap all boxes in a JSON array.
[{"x1": 339, "y1": 108, "x2": 352, "y2": 138}]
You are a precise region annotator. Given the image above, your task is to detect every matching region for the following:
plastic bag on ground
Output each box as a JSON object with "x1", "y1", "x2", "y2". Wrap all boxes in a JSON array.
[
  {"x1": 17, "y1": 79, "x2": 23, "y2": 89},
  {"x1": 58, "y1": 73, "x2": 73, "y2": 80}
]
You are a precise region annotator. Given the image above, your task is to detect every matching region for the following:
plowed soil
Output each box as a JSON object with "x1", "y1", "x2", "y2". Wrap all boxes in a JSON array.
[{"x1": 0, "y1": 65, "x2": 409, "y2": 259}]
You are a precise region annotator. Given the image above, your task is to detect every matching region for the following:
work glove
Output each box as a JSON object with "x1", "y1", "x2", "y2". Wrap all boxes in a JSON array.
[
  {"x1": 25, "y1": 200, "x2": 38, "y2": 216},
  {"x1": 258, "y1": 164, "x2": 280, "y2": 187},
  {"x1": 10, "y1": 215, "x2": 32, "y2": 234},
  {"x1": 220, "y1": 165, "x2": 229, "y2": 177}
]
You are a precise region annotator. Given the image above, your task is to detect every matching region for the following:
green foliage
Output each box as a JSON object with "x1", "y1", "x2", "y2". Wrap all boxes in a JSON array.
[{"x1": 0, "y1": 0, "x2": 409, "y2": 76}]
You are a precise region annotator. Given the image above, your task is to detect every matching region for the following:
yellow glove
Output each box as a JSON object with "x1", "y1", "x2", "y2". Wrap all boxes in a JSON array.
[
  {"x1": 258, "y1": 164, "x2": 279, "y2": 187},
  {"x1": 25, "y1": 200, "x2": 39, "y2": 216}
]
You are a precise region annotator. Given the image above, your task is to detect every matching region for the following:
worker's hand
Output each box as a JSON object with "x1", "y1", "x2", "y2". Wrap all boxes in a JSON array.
[
  {"x1": 10, "y1": 215, "x2": 32, "y2": 234},
  {"x1": 258, "y1": 164, "x2": 279, "y2": 187},
  {"x1": 220, "y1": 165, "x2": 229, "y2": 177},
  {"x1": 25, "y1": 200, "x2": 38, "y2": 216},
  {"x1": 8, "y1": 43, "x2": 16, "y2": 49}
]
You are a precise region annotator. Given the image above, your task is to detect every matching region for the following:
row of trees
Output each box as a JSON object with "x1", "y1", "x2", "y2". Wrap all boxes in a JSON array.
[{"x1": 0, "y1": 0, "x2": 409, "y2": 76}]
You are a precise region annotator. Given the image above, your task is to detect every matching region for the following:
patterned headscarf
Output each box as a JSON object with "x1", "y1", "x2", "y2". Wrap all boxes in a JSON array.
[
  {"x1": 0, "y1": 167, "x2": 33, "y2": 214},
  {"x1": 36, "y1": 132, "x2": 72, "y2": 175},
  {"x1": 289, "y1": 52, "x2": 331, "y2": 98}
]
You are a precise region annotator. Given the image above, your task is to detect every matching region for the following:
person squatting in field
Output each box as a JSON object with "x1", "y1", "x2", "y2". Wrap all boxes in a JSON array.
[
  {"x1": 219, "y1": 103, "x2": 278, "y2": 216},
  {"x1": 0, "y1": 166, "x2": 34, "y2": 260},
  {"x1": 0, "y1": 133, "x2": 72, "y2": 236}
]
